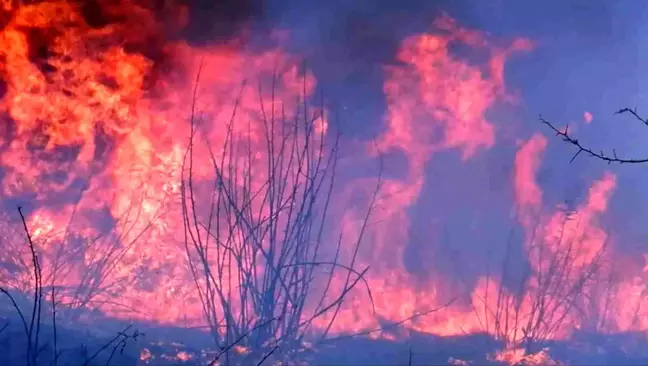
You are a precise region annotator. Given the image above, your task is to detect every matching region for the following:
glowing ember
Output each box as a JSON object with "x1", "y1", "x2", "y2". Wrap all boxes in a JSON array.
[{"x1": 584, "y1": 111, "x2": 593, "y2": 123}]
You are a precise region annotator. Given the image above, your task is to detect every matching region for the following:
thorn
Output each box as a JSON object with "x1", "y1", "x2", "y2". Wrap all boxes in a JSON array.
[{"x1": 570, "y1": 149, "x2": 582, "y2": 163}]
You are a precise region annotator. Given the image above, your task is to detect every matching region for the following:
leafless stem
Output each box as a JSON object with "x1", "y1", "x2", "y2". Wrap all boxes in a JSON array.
[
  {"x1": 540, "y1": 108, "x2": 648, "y2": 164},
  {"x1": 475, "y1": 208, "x2": 609, "y2": 353},
  {"x1": 181, "y1": 66, "x2": 380, "y2": 363}
]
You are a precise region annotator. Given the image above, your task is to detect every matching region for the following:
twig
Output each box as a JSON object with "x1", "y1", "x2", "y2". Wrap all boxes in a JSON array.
[
  {"x1": 616, "y1": 107, "x2": 648, "y2": 127},
  {"x1": 321, "y1": 297, "x2": 458, "y2": 343},
  {"x1": 182, "y1": 65, "x2": 382, "y2": 362},
  {"x1": 52, "y1": 287, "x2": 58, "y2": 366},
  {"x1": 0, "y1": 288, "x2": 30, "y2": 339},
  {"x1": 0, "y1": 207, "x2": 44, "y2": 366},
  {"x1": 540, "y1": 108, "x2": 648, "y2": 164},
  {"x1": 80, "y1": 325, "x2": 141, "y2": 366},
  {"x1": 256, "y1": 345, "x2": 279, "y2": 366},
  {"x1": 212, "y1": 317, "x2": 278, "y2": 363}
]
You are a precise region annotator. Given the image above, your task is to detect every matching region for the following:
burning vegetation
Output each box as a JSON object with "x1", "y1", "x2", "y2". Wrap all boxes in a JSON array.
[{"x1": 0, "y1": 0, "x2": 647, "y2": 365}]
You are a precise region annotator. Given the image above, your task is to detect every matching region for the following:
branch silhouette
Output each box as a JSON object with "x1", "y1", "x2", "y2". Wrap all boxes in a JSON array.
[{"x1": 540, "y1": 107, "x2": 648, "y2": 164}]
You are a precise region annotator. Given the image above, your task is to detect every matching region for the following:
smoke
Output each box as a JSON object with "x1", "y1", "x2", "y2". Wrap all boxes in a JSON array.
[{"x1": 182, "y1": 0, "x2": 264, "y2": 44}]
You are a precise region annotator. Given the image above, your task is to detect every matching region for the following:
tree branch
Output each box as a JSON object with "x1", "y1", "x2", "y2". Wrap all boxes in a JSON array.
[{"x1": 540, "y1": 108, "x2": 648, "y2": 164}]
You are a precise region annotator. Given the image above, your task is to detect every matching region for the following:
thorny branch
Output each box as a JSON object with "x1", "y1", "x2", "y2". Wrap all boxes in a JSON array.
[{"x1": 540, "y1": 107, "x2": 648, "y2": 164}]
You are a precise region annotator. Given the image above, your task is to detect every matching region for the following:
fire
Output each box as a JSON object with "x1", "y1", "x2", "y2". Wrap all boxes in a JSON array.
[
  {"x1": 489, "y1": 347, "x2": 563, "y2": 366},
  {"x1": 0, "y1": 1, "x2": 647, "y2": 363},
  {"x1": 0, "y1": 0, "x2": 317, "y2": 326},
  {"x1": 318, "y1": 13, "x2": 532, "y2": 338},
  {"x1": 513, "y1": 134, "x2": 547, "y2": 221}
]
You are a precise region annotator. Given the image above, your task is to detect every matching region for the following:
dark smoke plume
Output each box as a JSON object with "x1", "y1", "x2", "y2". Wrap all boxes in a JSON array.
[{"x1": 182, "y1": 0, "x2": 264, "y2": 44}]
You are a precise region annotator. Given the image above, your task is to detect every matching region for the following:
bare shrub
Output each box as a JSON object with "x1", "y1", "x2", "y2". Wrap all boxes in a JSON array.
[
  {"x1": 181, "y1": 71, "x2": 379, "y2": 364},
  {"x1": 474, "y1": 208, "x2": 609, "y2": 354}
]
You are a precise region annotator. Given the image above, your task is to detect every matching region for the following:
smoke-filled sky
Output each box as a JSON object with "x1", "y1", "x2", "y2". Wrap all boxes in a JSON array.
[{"x1": 237, "y1": 0, "x2": 648, "y2": 277}]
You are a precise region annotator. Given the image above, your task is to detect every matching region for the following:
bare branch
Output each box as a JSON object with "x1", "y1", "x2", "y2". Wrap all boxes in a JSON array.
[
  {"x1": 181, "y1": 64, "x2": 381, "y2": 363},
  {"x1": 615, "y1": 107, "x2": 648, "y2": 127},
  {"x1": 540, "y1": 109, "x2": 648, "y2": 164}
]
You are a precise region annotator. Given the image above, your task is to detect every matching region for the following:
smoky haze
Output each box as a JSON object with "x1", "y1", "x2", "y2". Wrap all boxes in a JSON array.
[{"x1": 257, "y1": 0, "x2": 648, "y2": 279}]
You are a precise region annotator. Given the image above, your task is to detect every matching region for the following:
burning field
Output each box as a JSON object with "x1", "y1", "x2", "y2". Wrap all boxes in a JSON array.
[{"x1": 0, "y1": 0, "x2": 647, "y2": 365}]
